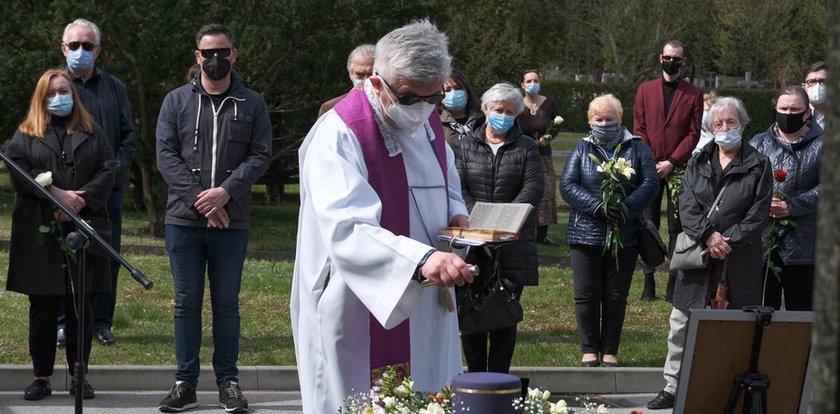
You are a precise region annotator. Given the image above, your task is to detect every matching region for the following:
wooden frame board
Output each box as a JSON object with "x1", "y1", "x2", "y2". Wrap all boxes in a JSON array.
[{"x1": 674, "y1": 309, "x2": 814, "y2": 414}]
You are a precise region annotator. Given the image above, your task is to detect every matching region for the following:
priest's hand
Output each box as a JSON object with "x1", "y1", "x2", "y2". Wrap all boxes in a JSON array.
[
  {"x1": 420, "y1": 251, "x2": 474, "y2": 288},
  {"x1": 450, "y1": 214, "x2": 469, "y2": 228}
]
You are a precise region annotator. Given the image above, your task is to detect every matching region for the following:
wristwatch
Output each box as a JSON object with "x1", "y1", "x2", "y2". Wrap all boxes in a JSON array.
[{"x1": 413, "y1": 249, "x2": 436, "y2": 283}]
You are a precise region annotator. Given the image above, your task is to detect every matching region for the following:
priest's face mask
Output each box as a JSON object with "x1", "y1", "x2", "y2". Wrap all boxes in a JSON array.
[{"x1": 372, "y1": 73, "x2": 443, "y2": 131}]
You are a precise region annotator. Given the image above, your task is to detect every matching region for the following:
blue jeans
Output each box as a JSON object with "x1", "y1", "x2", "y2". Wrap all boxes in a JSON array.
[
  {"x1": 165, "y1": 224, "x2": 248, "y2": 388},
  {"x1": 93, "y1": 187, "x2": 124, "y2": 330}
]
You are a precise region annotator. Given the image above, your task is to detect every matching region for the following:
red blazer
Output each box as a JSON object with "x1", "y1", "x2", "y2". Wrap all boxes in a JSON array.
[{"x1": 633, "y1": 78, "x2": 703, "y2": 167}]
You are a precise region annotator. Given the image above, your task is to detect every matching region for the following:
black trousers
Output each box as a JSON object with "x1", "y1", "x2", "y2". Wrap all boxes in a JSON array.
[
  {"x1": 762, "y1": 251, "x2": 815, "y2": 311},
  {"x1": 29, "y1": 294, "x2": 93, "y2": 377},
  {"x1": 461, "y1": 324, "x2": 518, "y2": 373},
  {"x1": 642, "y1": 180, "x2": 681, "y2": 274},
  {"x1": 571, "y1": 244, "x2": 638, "y2": 355}
]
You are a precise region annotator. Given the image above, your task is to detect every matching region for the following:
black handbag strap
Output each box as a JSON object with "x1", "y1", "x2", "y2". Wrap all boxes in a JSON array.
[{"x1": 706, "y1": 180, "x2": 730, "y2": 218}]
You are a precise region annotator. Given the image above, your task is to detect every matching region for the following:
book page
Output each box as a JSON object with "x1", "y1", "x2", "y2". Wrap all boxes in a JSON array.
[{"x1": 468, "y1": 202, "x2": 533, "y2": 233}]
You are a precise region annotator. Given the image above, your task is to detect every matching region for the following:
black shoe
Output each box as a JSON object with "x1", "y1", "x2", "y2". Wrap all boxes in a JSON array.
[
  {"x1": 69, "y1": 379, "x2": 95, "y2": 399},
  {"x1": 159, "y1": 381, "x2": 197, "y2": 412},
  {"x1": 600, "y1": 360, "x2": 619, "y2": 368},
  {"x1": 96, "y1": 328, "x2": 116, "y2": 345},
  {"x1": 647, "y1": 390, "x2": 675, "y2": 409},
  {"x1": 219, "y1": 380, "x2": 249, "y2": 413},
  {"x1": 56, "y1": 328, "x2": 66, "y2": 349},
  {"x1": 580, "y1": 359, "x2": 599, "y2": 367},
  {"x1": 640, "y1": 273, "x2": 656, "y2": 301},
  {"x1": 24, "y1": 379, "x2": 51, "y2": 400}
]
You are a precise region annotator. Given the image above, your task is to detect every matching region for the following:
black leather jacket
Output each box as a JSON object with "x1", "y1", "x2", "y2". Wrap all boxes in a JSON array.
[
  {"x1": 453, "y1": 122, "x2": 543, "y2": 285},
  {"x1": 749, "y1": 118, "x2": 823, "y2": 265}
]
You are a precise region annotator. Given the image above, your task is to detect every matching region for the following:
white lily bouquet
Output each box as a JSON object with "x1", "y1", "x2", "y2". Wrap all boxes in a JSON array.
[
  {"x1": 587, "y1": 145, "x2": 635, "y2": 265},
  {"x1": 512, "y1": 388, "x2": 610, "y2": 414}
]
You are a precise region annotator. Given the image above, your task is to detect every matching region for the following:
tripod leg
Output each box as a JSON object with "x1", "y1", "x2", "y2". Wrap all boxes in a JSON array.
[{"x1": 724, "y1": 380, "x2": 743, "y2": 414}]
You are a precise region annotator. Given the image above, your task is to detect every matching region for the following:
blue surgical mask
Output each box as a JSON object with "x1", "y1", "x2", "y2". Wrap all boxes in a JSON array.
[
  {"x1": 524, "y1": 83, "x2": 540, "y2": 94},
  {"x1": 66, "y1": 48, "x2": 95, "y2": 71},
  {"x1": 352, "y1": 79, "x2": 363, "y2": 87},
  {"x1": 47, "y1": 94, "x2": 74, "y2": 117},
  {"x1": 714, "y1": 129, "x2": 742, "y2": 150},
  {"x1": 443, "y1": 90, "x2": 467, "y2": 111},
  {"x1": 488, "y1": 113, "x2": 515, "y2": 133}
]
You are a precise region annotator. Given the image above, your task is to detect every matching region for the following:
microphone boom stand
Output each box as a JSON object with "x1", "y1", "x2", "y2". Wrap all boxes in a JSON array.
[{"x1": 1, "y1": 150, "x2": 153, "y2": 414}]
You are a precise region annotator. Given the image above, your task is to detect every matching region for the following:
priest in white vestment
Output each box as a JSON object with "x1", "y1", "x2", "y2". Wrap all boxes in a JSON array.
[{"x1": 291, "y1": 20, "x2": 475, "y2": 414}]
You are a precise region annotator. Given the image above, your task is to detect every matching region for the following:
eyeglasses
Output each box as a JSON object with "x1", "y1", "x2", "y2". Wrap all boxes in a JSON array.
[
  {"x1": 198, "y1": 48, "x2": 232, "y2": 59},
  {"x1": 803, "y1": 79, "x2": 826, "y2": 87},
  {"x1": 66, "y1": 41, "x2": 96, "y2": 52},
  {"x1": 661, "y1": 55, "x2": 684, "y2": 63},
  {"x1": 379, "y1": 74, "x2": 444, "y2": 106}
]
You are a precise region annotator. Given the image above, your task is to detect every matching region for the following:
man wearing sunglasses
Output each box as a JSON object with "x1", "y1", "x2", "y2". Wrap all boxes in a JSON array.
[
  {"x1": 156, "y1": 23, "x2": 271, "y2": 414},
  {"x1": 633, "y1": 40, "x2": 703, "y2": 306},
  {"x1": 57, "y1": 18, "x2": 137, "y2": 355},
  {"x1": 292, "y1": 20, "x2": 474, "y2": 414}
]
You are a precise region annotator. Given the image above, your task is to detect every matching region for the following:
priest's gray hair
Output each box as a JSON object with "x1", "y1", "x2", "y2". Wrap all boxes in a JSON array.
[
  {"x1": 708, "y1": 96, "x2": 750, "y2": 129},
  {"x1": 374, "y1": 19, "x2": 451, "y2": 84},
  {"x1": 63, "y1": 18, "x2": 101, "y2": 46},
  {"x1": 347, "y1": 44, "x2": 375, "y2": 72},
  {"x1": 481, "y1": 83, "x2": 526, "y2": 115}
]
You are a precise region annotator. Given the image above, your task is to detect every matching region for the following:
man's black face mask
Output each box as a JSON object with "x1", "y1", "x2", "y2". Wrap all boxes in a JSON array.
[{"x1": 202, "y1": 55, "x2": 231, "y2": 81}]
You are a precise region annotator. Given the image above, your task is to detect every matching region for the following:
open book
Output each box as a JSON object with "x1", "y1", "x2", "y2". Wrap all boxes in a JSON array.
[{"x1": 437, "y1": 202, "x2": 534, "y2": 244}]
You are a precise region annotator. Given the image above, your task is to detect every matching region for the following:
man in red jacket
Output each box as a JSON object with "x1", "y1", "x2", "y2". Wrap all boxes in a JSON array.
[{"x1": 633, "y1": 40, "x2": 703, "y2": 302}]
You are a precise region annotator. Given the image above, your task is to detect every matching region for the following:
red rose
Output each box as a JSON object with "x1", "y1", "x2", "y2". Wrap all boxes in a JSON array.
[{"x1": 773, "y1": 169, "x2": 788, "y2": 183}]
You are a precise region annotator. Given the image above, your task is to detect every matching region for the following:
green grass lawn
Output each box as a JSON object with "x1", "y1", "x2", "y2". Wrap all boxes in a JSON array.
[
  {"x1": 0, "y1": 253, "x2": 673, "y2": 367},
  {"x1": 0, "y1": 156, "x2": 678, "y2": 368}
]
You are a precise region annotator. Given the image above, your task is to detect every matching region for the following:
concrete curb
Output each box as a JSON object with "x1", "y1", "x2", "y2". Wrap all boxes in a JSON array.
[{"x1": 0, "y1": 365, "x2": 665, "y2": 393}]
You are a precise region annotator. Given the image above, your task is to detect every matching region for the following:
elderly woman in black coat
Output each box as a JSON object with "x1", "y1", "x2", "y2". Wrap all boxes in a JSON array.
[
  {"x1": 560, "y1": 94, "x2": 659, "y2": 368},
  {"x1": 749, "y1": 86, "x2": 822, "y2": 311},
  {"x1": 648, "y1": 96, "x2": 772, "y2": 410},
  {"x1": 5, "y1": 69, "x2": 115, "y2": 401},
  {"x1": 453, "y1": 82, "x2": 543, "y2": 373}
]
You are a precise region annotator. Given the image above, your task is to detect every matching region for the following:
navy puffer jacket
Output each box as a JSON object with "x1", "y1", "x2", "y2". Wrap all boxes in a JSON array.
[
  {"x1": 453, "y1": 122, "x2": 544, "y2": 285},
  {"x1": 749, "y1": 118, "x2": 823, "y2": 265},
  {"x1": 560, "y1": 129, "x2": 659, "y2": 246}
]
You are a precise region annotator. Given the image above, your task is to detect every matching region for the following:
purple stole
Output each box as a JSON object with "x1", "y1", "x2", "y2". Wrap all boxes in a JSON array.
[{"x1": 333, "y1": 89, "x2": 448, "y2": 383}]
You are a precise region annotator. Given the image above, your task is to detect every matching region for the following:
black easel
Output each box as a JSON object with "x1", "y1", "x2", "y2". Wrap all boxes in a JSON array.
[
  {"x1": 724, "y1": 306, "x2": 774, "y2": 414},
  {"x1": 1, "y1": 150, "x2": 153, "y2": 414}
]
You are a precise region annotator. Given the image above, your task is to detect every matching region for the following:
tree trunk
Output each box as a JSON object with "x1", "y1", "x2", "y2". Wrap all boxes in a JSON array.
[
  {"x1": 809, "y1": 6, "x2": 839, "y2": 412},
  {"x1": 139, "y1": 162, "x2": 164, "y2": 237}
]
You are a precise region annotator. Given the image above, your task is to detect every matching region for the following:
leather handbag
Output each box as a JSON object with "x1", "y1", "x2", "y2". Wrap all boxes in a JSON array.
[
  {"x1": 669, "y1": 181, "x2": 729, "y2": 272},
  {"x1": 638, "y1": 218, "x2": 667, "y2": 267},
  {"x1": 456, "y1": 249, "x2": 523, "y2": 334}
]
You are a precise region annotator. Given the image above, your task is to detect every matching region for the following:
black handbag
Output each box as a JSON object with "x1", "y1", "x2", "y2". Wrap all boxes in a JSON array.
[
  {"x1": 456, "y1": 248, "x2": 523, "y2": 333},
  {"x1": 638, "y1": 218, "x2": 667, "y2": 267}
]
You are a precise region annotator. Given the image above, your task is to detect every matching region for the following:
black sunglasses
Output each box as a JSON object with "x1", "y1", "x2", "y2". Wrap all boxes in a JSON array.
[
  {"x1": 66, "y1": 41, "x2": 96, "y2": 52},
  {"x1": 379, "y1": 74, "x2": 444, "y2": 106},
  {"x1": 661, "y1": 55, "x2": 684, "y2": 63},
  {"x1": 198, "y1": 48, "x2": 232, "y2": 59}
]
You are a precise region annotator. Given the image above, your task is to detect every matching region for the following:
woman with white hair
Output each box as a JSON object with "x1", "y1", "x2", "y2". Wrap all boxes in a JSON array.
[
  {"x1": 453, "y1": 83, "x2": 543, "y2": 373},
  {"x1": 648, "y1": 96, "x2": 772, "y2": 410}
]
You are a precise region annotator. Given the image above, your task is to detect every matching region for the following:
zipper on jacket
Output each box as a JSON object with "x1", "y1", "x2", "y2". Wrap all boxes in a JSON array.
[{"x1": 203, "y1": 95, "x2": 245, "y2": 188}]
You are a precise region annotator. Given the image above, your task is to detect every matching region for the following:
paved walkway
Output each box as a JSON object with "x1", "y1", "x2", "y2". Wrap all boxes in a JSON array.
[{"x1": 0, "y1": 365, "x2": 670, "y2": 413}]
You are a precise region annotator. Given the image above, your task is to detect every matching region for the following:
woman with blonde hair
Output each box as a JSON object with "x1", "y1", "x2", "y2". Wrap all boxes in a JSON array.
[
  {"x1": 5, "y1": 69, "x2": 115, "y2": 400},
  {"x1": 560, "y1": 94, "x2": 658, "y2": 367}
]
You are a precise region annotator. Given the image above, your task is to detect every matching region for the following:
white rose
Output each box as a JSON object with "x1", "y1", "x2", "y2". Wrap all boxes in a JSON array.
[
  {"x1": 554, "y1": 115, "x2": 565, "y2": 125},
  {"x1": 35, "y1": 171, "x2": 53, "y2": 187},
  {"x1": 595, "y1": 403, "x2": 610, "y2": 413},
  {"x1": 425, "y1": 402, "x2": 445, "y2": 414}
]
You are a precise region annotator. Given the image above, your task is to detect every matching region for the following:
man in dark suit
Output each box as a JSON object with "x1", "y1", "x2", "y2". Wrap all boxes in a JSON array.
[{"x1": 633, "y1": 40, "x2": 703, "y2": 302}]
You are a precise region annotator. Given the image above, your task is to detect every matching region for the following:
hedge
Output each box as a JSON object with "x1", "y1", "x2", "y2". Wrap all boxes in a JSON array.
[{"x1": 539, "y1": 81, "x2": 779, "y2": 139}]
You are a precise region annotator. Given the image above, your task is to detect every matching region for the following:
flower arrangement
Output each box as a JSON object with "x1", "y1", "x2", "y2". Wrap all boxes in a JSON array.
[
  {"x1": 512, "y1": 388, "x2": 610, "y2": 414},
  {"x1": 762, "y1": 168, "x2": 796, "y2": 286},
  {"x1": 588, "y1": 145, "x2": 635, "y2": 264},
  {"x1": 340, "y1": 367, "x2": 456, "y2": 414}
]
